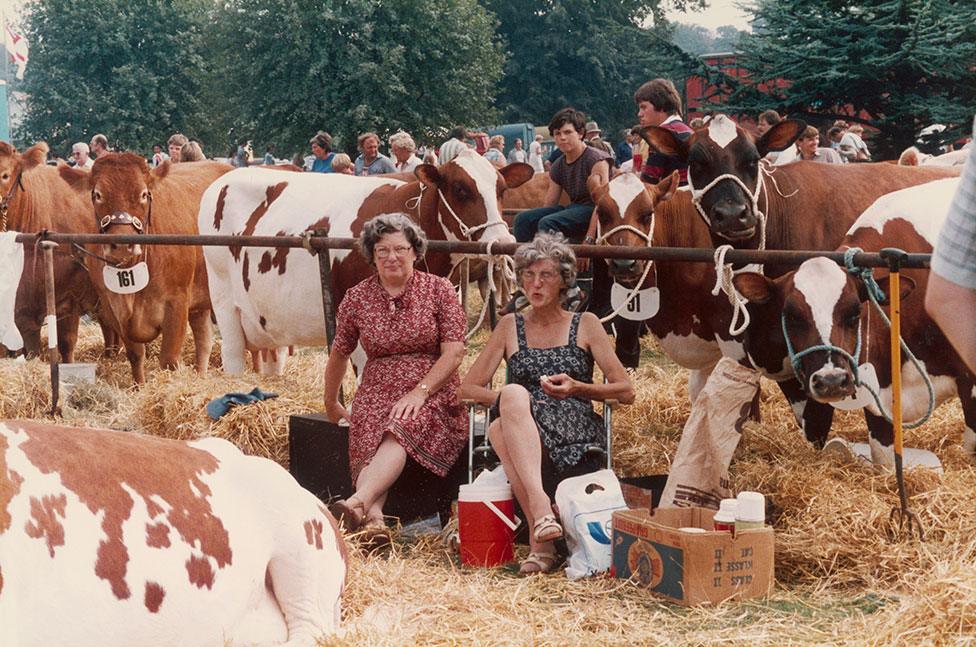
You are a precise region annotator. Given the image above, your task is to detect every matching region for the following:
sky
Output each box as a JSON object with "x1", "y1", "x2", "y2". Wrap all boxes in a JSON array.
[{"x1": 666, "y1": 0, "x2": 754, "y2": 32}]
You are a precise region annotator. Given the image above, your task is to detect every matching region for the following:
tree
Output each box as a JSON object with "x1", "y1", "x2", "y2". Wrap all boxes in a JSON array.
[
  {"x1": 673, "y1": 23, "x2": 747, "y2": 55},
  {"x1": 484, "y1": 0, "x2": 705, "y2": 141},
  {"x1": 726, "y1": 0, "x2": 976, "y2": 156},
  {"x1": 15, "y1": 0, "x2": 213, "y2": 155},
  {"x1": 211, "y1": 0, "x2": 505, "y2": 157}
]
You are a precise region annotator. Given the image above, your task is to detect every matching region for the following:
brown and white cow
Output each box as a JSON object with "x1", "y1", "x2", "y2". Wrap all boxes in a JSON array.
[
  {"x1": 634, "y1": 114, "x2": 960, "y2": 444},
  {"x1": 733, "y1": 178, "x2": 975, "y2": 466},
  {"x1": 642, "y1": 114, "x2": 960, "y2": 250},
  {"x1": 199, "y1": 150, "x2": 532, "y2": 374},
  {"x1": 0, "y1": 141, "x2": 116, "y2": 361},
  {"x1": 60, "y1": 155, "x2": 232, "y2": 383},
  {"x1": 0, "y1": 419, "x2": 346, "y2": 646}
]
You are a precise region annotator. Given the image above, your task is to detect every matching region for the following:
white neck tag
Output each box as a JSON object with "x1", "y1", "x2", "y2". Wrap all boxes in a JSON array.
[
  {"x1": 830, "y1": 363, "x2": 879, "y2": 410},
  {"x1": 103, "y1": 261, "x2": 150, "y2": 294},
  {"x1": 610, "y1": 282, "x2": 660, "y2": 321}
]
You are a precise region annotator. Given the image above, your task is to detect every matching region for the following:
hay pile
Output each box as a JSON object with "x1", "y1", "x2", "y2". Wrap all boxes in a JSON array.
[{"x1": 7, "y1": 321, "x2": 976, "y2": 643}]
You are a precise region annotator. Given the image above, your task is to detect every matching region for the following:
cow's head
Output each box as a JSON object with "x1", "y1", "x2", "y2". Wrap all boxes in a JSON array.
[
  {"x1": 590, "y1": 171, "x2": 679, "y2": 286},
  {"x1": 0, "y1": 141, "x2": 48, "y2": 230},
  {"x1": 733, "y1": 257, "x2": 912, "y2": 402},
  {"x1": 641, "y1": 114, "x2": 805, "y2": 247},
  {"x1": 414, "y1": 149, "x2": 533, "y2": 245},
  {"x1": 61, "y1": 152, "x2": 169, "y2": 265}
]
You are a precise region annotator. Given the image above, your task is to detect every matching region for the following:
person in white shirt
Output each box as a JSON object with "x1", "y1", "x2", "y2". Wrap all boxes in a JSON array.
[
  {"x1": 438, "y1": 125, "x2": 470, "y2": 165},
  {"x1": 389, "y1": 131, "x2": 422, "y2": 173},
  {"x1": 71, "y1": 143, "x2": 94, "y2": 169},
  {"x1": 507, "y1": 138, "x2": 527, "y2": 164},
  {"x1": 528, "y1": 134, "x2": 545, "y2": 173}
]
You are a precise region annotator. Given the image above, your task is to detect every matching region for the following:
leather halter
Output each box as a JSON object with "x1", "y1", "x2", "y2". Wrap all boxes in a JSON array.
[
  {"x1": 0, "y1": 171, "x2": 25, "y2": 232},
  {"x1": 95, "y1": 191, "x2": 152, "y2": 233}
]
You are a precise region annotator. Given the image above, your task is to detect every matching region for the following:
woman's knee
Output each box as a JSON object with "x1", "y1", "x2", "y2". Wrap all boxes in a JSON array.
[{"x1": 498, "y1": 383, "x2": 531, "y2": 415}]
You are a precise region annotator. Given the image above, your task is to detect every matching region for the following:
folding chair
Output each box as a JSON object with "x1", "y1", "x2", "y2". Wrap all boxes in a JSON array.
[{"x1": 462, "y1": 379, "x2": 622, "y2": 484}]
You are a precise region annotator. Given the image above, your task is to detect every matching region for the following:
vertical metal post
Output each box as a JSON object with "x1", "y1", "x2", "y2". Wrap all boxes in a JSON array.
[
  {"x1": 41, "y1": 241, "x2": 60, "y2": 415},
  {"x1": 313, "y1": 229, "x2": 344, "y2": 405},
  {"x1": 313, "y1": 229, "x2": 337, "y2": 350},
  {"x1": 460, "y1": 257, "x2": 470, "y2": 315}
]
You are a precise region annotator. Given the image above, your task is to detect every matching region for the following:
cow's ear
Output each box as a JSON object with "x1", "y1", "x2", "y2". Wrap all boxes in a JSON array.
[
  {"x1": 757, "y1": 119, "x2": 806, "y2": 156},
  {"x1": 150, "y1": 159, "x2": 172, "y2": 182},
  {"x1": 59, "y1": 163, "x2": 92, "y2": 193},
  {"x1": 20, "y1": 142, "x2": 49, "y2": 171},
  {"x1": 862, "y1": 274, "x2": 917, "y2": 305},
  {"x1": 733, "y1": 272, "x2": 774, "y2": 304},
  {"x1": 640, "y1": 126, "x2": 688, "y2": 161},
  {"x1": 652, "y1": 170, "x2": 681, "y2": 204},
  {"x1": 500, "y1": 162, "x2": 534, "y2": 189},
  {"x1": 414, "y1": 163, "x2": 441, "y2": 188}
]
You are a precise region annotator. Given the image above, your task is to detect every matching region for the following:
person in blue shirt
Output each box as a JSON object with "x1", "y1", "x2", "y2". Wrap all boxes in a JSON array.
[
  {"x1": 354, "y1": 132, "x2": 397, "y2": 176},
  {"x1": 308, "y1": 131, "x2": 336, "y2": 173}
]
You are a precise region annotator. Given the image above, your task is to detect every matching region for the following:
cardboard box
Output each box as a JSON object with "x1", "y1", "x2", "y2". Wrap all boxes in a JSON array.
[{"x1": 612, "y1": 507, "x2": 774, "y2": 606}]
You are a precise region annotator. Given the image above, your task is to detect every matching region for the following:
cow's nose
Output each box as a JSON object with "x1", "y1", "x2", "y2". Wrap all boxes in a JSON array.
[
  {"x1": 811, "y1": 371, "x2": 852, "y2": 394},
  {"x1": 712, "y1": 201, "x2": 751, "y2": 228},
  {"x1": 612, "y1": 258, "x2": 636, "y2": 273}
]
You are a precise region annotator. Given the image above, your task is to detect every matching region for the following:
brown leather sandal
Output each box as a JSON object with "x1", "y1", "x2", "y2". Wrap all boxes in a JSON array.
[
  {"x1": 361, "y1": 517, "x2": 392, "y2": 549},
  {"x1": 328, "y1": 497, "x2": 365, "y2": 532}
]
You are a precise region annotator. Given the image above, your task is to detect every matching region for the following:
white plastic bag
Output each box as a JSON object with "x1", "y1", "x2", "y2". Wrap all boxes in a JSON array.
[{"x1": 554, "y1": 469, "x2": 627, "y2": 580}]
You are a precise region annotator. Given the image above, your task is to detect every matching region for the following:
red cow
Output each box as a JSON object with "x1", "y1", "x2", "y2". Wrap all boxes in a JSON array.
[
  {"x1": 60, "y1": 155, "x2": 232, "y2": 383},
  {"x1": 0, "y1": 141, "x2": 116, "y2": 360}
]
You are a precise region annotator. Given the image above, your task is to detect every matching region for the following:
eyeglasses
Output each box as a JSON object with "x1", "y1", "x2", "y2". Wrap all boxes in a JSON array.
[
  {"x1": 520, "y1": 270, "x2": 560, "y2": 283},
  {"x1": 375, "y1": 245, "x2": 413, "y2": 259}
]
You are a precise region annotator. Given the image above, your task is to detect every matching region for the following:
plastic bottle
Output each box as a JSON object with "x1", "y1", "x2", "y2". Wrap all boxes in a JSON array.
[
  {"x1": 735, "y1": 491, "x2": 765, "y2": 533},
  {"x1": 713, "y1": 498, "x2": 738, "y2": 534}
]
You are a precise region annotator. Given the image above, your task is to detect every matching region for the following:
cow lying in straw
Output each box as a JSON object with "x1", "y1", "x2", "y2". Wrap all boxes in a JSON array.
[{"x1": 0, "y1": 419, "x2": 346, "y2": 646}]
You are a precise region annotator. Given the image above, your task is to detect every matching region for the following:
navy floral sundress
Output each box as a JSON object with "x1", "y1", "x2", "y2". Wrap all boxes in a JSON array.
[{"x1": 495, "y1": 312, "x2": 606, "y2": 472}]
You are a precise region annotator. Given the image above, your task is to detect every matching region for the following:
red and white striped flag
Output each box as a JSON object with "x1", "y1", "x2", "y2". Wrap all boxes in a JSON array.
[{"x1": 4, "y1": 21, "x2": 28, "y2": 80}]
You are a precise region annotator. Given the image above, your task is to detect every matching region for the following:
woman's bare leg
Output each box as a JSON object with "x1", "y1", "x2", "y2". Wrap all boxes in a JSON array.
[
  {"x1": 352, "y1": 432, "x2": 407, "y2": 515},
  {"x1": 490, "y1": 384, "x2": 556, "y2": 555}
]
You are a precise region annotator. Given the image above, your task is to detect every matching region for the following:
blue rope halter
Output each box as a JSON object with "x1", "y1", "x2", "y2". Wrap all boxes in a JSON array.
[{"x1": 782, "y1": 314, "x2": 862, "y2": 385}]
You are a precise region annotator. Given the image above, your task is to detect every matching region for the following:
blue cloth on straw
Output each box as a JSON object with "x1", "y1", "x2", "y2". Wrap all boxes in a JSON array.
[{"x1": 206, "y1": 387, "x2": 279, "y2": 420}]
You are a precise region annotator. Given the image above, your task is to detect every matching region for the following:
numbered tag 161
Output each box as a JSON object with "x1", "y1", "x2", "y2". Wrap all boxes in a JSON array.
[{"x1": 103, "y1": 261, "x2": 150, "y2": 294}]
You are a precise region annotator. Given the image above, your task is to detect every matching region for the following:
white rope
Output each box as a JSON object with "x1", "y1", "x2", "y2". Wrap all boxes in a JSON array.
[
  {"x1": 595, "y1": 216, "x2": 657, "y2": 323},
  {"x1": 711, "y1": 244, "x2": 753, "y2": 337}
]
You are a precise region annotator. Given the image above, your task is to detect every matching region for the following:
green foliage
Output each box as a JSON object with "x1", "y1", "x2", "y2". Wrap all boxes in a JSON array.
[
  {"x1": 211, "y1": 0, "x2": 506, "y2": 157},
  {"x1": 726, "y1": 0, "x2": 976, "y2": 155},
  {"x1": 15, "y1": 0, "x2": 213, "y2": 156},
  {"x1": 485, "y1": 0, "x2": 704, "y2": 141}
]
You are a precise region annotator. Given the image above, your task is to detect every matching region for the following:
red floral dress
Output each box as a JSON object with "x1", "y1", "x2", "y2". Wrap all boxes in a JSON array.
[{"x1": 333, "y1": 271, "x2": 468, "y2": 479}]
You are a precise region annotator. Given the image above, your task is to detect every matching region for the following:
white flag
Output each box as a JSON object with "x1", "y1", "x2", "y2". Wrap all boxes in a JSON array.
[{"x1": 4, "y1": 22, "x2": 28, "y2": 80}]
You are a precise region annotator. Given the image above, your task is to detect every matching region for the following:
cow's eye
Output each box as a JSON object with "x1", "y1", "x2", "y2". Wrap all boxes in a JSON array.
[
  {"x1": 140, "y1": 190, "x2": 149, "y2": 202},
  {"x1": 452, "y1": 182, "x2": 469, "y2": 199},
  {"x1": 93, "y1": 190, "x2": 103, "y2": 202},
  {"x1": 1, "y1": 172, "x2": 9, "y2": 182},
  {"x1": 844, "y1": 308, "x2": 861, "y2": 324}
]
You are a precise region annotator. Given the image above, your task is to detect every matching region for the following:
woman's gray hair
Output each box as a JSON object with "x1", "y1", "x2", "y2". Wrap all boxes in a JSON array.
[
  {"x1": 514, "y1": 232, "x2": 577, "y2": 296},
  {"x1": 358, "y1": 213, "x2": 428, "y2": 264},
  {"x1": 389, "y1": 131, "x2": 416, "y2": 152}
]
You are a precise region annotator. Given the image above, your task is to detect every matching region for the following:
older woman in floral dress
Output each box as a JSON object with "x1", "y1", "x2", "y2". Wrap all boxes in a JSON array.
[{"x1": 324, "y1": 214, "x2": 468, "y2": 542}]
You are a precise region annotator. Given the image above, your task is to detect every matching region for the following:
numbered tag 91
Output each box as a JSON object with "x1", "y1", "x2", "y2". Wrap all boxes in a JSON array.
[
  {"x1": 103, "y1": 261, "x2": 150, "y2": 294},
  {"x1": 610, "y1": 282, "x2": 660, "y2": 321}
]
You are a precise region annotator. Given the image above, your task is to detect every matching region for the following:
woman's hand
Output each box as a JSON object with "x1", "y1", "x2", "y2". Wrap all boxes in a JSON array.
[
  {"x1": 390, "y1": 387, "x2": 427, "y2": 421},
  {"x1": 541, "y1": 373, "x2": 577, "y2": 400},
  {"x1": 325, "y1": 400, "x2": 350, "y2": 424}
]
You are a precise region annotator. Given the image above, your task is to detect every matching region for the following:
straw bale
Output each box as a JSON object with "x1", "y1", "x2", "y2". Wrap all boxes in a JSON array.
[{"x1": 0, "y1": 358, "x2": 53, "y2": 418}]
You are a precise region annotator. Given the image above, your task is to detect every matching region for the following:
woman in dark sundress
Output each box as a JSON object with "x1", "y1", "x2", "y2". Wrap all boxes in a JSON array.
[
  {"x1": 461, "y1": 233, "x2": 634, "y2": 574},
  {"x1": 324, "y1": 214, "x2": 467, "y2": 543}
]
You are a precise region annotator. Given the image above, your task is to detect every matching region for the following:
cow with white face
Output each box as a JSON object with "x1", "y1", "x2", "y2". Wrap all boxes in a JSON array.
[
  {"x1": 0, "y1": 419, "x2": 346, "y2": 646},
  {"x1": 734, "y1": 178, "x2": 976, "y2": 467},
  {"x1": 200, "y1": 150, "x2": 532, "y2": 374}
]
